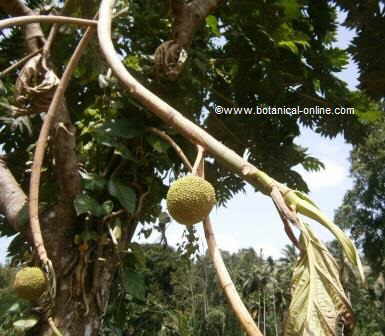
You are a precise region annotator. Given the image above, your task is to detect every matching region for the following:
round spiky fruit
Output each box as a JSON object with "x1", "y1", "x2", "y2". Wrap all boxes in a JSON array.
[
  {"x1": 13, "y1": 267, "x2": 47, "y2": 302},
  {"x1": 167, "y1": 175, "x2": 216, "y2": 225}
]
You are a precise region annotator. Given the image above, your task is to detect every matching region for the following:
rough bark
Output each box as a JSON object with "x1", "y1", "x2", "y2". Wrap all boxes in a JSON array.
[
  {"x1": 36, "y1": 250, "x2": 118, "y2": 336},
  {"x1": 0, "y1": 2, "x2": 105, "y2": 335},
  {"x1": 154, "y1": 0, "x2": 223, "y2": 79}
]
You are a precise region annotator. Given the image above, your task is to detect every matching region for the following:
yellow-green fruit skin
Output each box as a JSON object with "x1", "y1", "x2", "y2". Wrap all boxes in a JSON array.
[
  {"x1": 13, "y1": 267, "x2": 47, "y2": 302},
  {"x1": 167, "y1": 175, "x2": 216, "y2": 225}
]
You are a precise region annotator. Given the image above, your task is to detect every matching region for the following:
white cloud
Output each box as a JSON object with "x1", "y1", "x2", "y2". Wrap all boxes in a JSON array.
[{"x1": 295, "y1": 159, "x2": 348, "y2": 191}]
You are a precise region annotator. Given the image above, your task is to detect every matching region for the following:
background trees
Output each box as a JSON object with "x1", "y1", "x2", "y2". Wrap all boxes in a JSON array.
[{"x1": 0, "y1": 0, "x2": 383, "y2": 335}]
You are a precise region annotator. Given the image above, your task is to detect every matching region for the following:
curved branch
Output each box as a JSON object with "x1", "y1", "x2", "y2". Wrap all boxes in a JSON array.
[
  {"x1": 192, "y1": 144, "x2": 204, "y2": 176},
  {"x1": 29, "y1": 26, "x2": 95, "y2": 264},
  {"x1": 203, "y1": 217, "x2": 263, "y2": 336},
  {"x1": 97, "y1": 0, "x2": 278, "y2": 196},
  {"x1": 0, "y1": 15, "x2": 97, "y2": 31},
  {"x1": 147, "y1": 127, "x2": 193, "y2": 171}
]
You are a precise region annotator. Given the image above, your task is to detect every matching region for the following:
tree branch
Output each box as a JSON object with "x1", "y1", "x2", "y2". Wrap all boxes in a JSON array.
[
  {"x1": 0, "y1": 159, "x2": 27, "y2": 232},
  {"x1": 203, "y1": 217, "x2": 264, "y2": 336},
  {"x1": 0, "y1": 0, "x2": 45, "y2": 52},
  {"x1": 0, "y1": 48, "x2": 42, "y2": 78},
  {"x1": 154, "y1": 0, "x2": 223, "y2": 79},
  {"x1": 147, "y1": 127, "x2": 193, "y2": 171},
  {"x1": 29, "y1": 26, "x2": 95, "y2": 264},
  {"x1": 0, "y1": 15, "x2": 97, "y2": 31}
]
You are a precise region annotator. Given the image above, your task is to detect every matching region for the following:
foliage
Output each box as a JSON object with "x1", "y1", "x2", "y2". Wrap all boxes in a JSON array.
[
  {"x1": 335, "y1": 117, "x2": 385, "y2": 274},
  {"x1": 334, "y1": 0, "x2": 385, "y2": 100}
]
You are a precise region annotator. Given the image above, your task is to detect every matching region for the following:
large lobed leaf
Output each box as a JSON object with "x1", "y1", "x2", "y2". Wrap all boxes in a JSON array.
[{"x1": 284, "y1": 222, "x2": 354, "y2": 336}]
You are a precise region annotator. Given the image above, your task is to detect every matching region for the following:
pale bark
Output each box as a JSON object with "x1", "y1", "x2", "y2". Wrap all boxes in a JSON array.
[
  {"x1": 0, "y1": 0, "x2": 44, "y2": 51},
  {"x1": 0, "y1": 159, "x2": 27, "y2": 232}
]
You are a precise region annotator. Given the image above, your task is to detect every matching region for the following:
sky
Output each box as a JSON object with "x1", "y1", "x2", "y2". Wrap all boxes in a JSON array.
[{"x1": 0, "y1": 11, "x2": 358, "y2": 264}]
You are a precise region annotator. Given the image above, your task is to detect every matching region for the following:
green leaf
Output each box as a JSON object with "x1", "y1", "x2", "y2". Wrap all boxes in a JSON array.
[
  {"x1": 278, "y1": 41, "x2": 298, "y2": 54},
  {"x1": 278, "y1": 40, "x2": 309, "y2": 54},
  {"x1": 356, "y1": 110, "x2": 382, "y2": 122},
  {"x1": 124, "y1": 55, "x2": 142, "y2": 72},
  {"x1": 121, "y1": 270, "x2": 146, "y2": 301},
  {"x1": 74, "y1": 194, "x2": 104, "y2": 217},
  {"x1": 13, "y1": 317, "x2": 39, "y2": 331},
  {"x1": 102, "y1": 200, "x2": 114, "y2": 215},
  {"x1": 82, "y1": 173, "x2": 106, "y2": 191},
  {"x1": 206, "y1": 15, "x2": 220, "y2": 37},
  {"x1": 280, "y1": 0, "x2": 300, "y2": 19},
  {"x1": 146, "y1": 134, "x2": 171, "y2": 153},
  {"x1": 97, "y1": 118, "x2": 144, "y2": 139},
  {"x1": 8, "y1": 303, "x2": 21, "y2": 313},
  {"x1": 108, "y1": 179, "x2": 137, "y2": 214},
  {"x1": 113, "y1": 144, "x2": 136, "y2": 161},
  {"x1": 284, "y1": 222, "x2": 354, "y2": 335}
]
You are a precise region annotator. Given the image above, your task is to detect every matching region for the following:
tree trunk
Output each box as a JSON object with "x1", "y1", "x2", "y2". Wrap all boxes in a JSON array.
[{"x1": 35, "y1": 253, "x2": 117, "y2": 336}]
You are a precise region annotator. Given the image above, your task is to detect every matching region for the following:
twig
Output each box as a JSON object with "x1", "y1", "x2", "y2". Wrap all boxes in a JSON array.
[
  {"x1": 47, "y1": 317, "x2": 63, "y2": 336},
  {"x1": 0, "y1": 49, "x2": 42, "y2": 78},
  {"x1": 133, "y1": 190, "x2": 150, "y2": 218},
  {"x1": 147, "y1": 127, "x2": 193, "y2": 171},
  {"x1": 113, "y1": 7, "x2": 130, "y2": 18},
  {"x1": 0, "y1": 15, "x2": 97, "y2": 31},
  {"x1": 270, "y1": 187, "x2": 300, "y2": 250},
  {"x1": 192, "y1": 144, "x2": 204, "y2": 176},
  {"x1": 42, "y1": 22, "x2": 59, "y2": 62},
  {"x1": 271, "y1": 186, "x2": 301, "y2": 249},
  {"x1": 29, "y1": 26, "x2": 95, "y2": 264},
  {"x1": 103, "y1": 208, "x2": 126, "y2": 224}
]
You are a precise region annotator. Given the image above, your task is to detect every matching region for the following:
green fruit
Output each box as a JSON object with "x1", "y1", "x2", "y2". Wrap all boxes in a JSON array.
[
  {"x1": 167, "y1": 175, "x2": 216, "y2": 225},
  {"x1": 13, "y1": 267, "x2": 47, "y2": 302}
]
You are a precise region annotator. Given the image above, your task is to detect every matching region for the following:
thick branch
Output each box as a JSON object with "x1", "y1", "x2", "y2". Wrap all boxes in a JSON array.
[
  {"x1": 172, "y1": 0, "x2": 222, "y2": 48},
  {"x1": 0, "y1": 15, "x2": 97, "y2": 32},
  {"x1": 154, "y1": 0, "x2": 223, "y2": 79},
  {"x1": 0, "y1": 159, "x2": 27, "y2": 232},
  {"x1": 0, "y1": 0, "x2": 45, "y2": 51}
]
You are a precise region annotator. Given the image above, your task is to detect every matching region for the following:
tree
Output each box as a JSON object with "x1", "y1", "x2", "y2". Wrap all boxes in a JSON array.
[
  {"x1": 335, "y1": 117, "x2": 385, "y2": 273},
  {"x1": 334, "y1": 0, "x2": 385, "y2": 100},
  {"x1": 0, "y1": 0, "x2": 374, "y2": 335}
]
